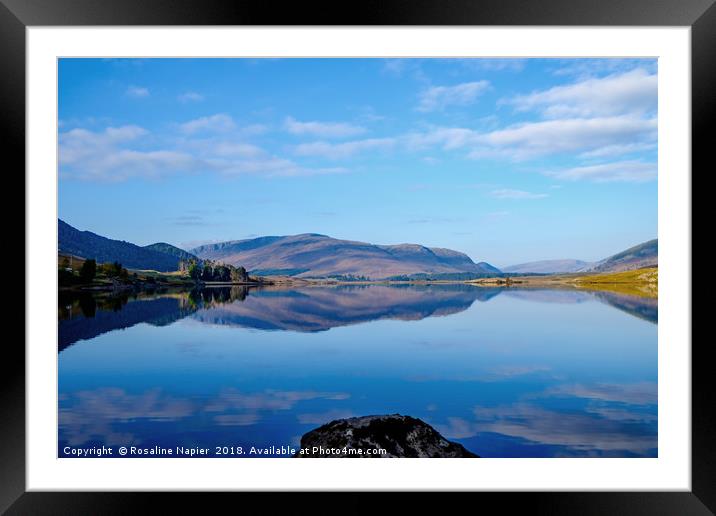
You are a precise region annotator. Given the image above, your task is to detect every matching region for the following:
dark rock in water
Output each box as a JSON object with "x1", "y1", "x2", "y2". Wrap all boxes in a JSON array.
[{"x1": 295, "y1": 414, "x2": 478, "y2": 458}]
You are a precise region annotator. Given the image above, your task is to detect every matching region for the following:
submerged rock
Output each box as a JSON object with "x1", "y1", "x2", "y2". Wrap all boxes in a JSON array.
[{"x1": 295, "y1": 414, "x2": 478, "y2": 458}]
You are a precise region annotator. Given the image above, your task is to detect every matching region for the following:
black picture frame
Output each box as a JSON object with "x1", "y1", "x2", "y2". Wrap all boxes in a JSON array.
[{"x1": 3, "y1": 0, "x2": 709, "y2": 513}]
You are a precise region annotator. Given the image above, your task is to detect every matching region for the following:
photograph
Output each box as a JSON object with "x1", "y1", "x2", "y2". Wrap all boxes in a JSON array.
[{"x1": 56, "y1": 57, "x2": 659, "y2": 460}]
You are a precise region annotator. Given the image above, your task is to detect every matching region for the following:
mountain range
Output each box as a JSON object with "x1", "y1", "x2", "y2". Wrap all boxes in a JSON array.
[
  {"x1": 190, "y1": 234, "x2": 500, "y2": 279},
  {"x1": 502, "y1": 259, "x2": 594, "y2": 274},
  {"x1": 502, "y1": 239, "x2": 657, "y2": 274},
  {"x1": 58, "y1": 219, "x2": 656, "y2": 279}
]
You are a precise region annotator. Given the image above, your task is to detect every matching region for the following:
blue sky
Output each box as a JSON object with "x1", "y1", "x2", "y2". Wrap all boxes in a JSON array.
[{"x1": 58, "y1": 58, "x2": 657, "y2": 266}]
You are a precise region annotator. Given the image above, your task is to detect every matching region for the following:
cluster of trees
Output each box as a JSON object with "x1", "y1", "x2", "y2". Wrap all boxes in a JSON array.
[
  {"x1": 179, "y1": 259, "x2": 249, "y2": 283},
  {"x1": 59, "y1": 255, "x2": 251, "y2": 288},
  {"x1": 99, "y1": 260, "x2": 129, "y2": 280},
  {"x1": 59, "y1": 257, "x2": 129, "y2": 285},
  {"x1": 326, "y1": 274, "x2": 371, "y2": 281}
]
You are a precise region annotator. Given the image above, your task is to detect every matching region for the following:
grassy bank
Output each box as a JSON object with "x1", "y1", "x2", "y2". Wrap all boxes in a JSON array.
[
  {"x1": 466, "y1": 267, "x2": 658, "y2": 298},
  {"x1": 571, "y1": 267, "x2": 658, "y2": 298}
]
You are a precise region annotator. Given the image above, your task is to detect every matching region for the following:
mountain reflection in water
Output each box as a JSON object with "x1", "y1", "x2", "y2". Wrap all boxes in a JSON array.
[
  {"x1": 58, "y1": 284, "x2": 657, "y2": 458},
  {"x1": 59, "y1": 284, "x2": 656, "y2": 352}
]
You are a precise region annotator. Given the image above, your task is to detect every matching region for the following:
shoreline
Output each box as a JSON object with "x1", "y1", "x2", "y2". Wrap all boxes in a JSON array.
[{"x1": 59, "y1": 267, "x2": 658, "y2": 299}]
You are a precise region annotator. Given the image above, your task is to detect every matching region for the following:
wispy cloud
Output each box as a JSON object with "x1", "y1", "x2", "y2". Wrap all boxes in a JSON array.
[
  {"x1": 404, "y1": 115, "x2": 655, "y2": 163},
  {"x1": 294, "y1": 138, "x2": 395, "y2": 160},
  {"x1": 490, "y1": 189, "x2": 548, "y2": 200},
  {"x1": 545, "y1": 160, "x2": 657, "y2": 183},
  {"x1": 404, "y1": 127, "x2": 477, "y2": 151},
  {"x1": 209, "y1": 142, "x2": 264, "y2": 158},
  {"x1": 207, "y1": 154, "x2": 346, "y2": 177},
  {"x1": 354, "y1": 105, "x2": 387, "y2": 123},
  {"x1": 417, "y1": 80, "x2": 490, "y2": 112},
  {"x1": 552, "y1": 58, "x2": 657, "y2": 78},
  {"x1": 59, "y1": 123, "x2": 347, "y2": 181},
  {"x1": 179, "y1": 113, "x2": 236, "y2": 134},
  {"x1": 125, "y1": 86, "x2": 150, "y2": 98},
  {"x1": 506, "y1": 68, "x2": 657, "y2": 119},
  {"x1": 177, "y1": 91, "x2": 204, "y2": 102},
  {"x1": 469, "y1": 116, "x2": 657, "y2": 161},
  {"x1": 579, "y1": 142, "x2": 656, "y2": 159},
  {"x1": 59, "y1": 125, "x2": 202, "y2": 181},
  {"x1": 284, "y1": 116, "x2": 366, "y2": 138}
]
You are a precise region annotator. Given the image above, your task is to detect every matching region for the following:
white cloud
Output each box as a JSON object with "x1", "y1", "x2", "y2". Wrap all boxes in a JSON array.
[
  {"x1": 401, "y1": 66, "x2": 657, "y2": 176},
  {"x1": 211, "y1": 142, "x2": 265, "y2": 158},
  {"x1": 125, "y1": 86, "x2": 150, "y2": 98},
  {"x1": 294, "y1": 138, "x2": 395, "y2": 160},
  {"x1": 355, "y1": 106, "x2": 386, "y2": 123},
  {"x1": 404, "y1": 115, "x2": 655, "y2": 162},
  {"x1": 417, "y1": 80, "x2": 490, "y2": 112},
  {"x1": 508, "y1": 68, "x2": 657, "y2": 118},
  {"x1": 284, "y1": 116, "x2": 366, "y2": 138},
  {"x1": 490, "y1": 189, "x2": 548, "y2": 200},
  {"x1": 552, "y1": 59, "x2": 657, "y2": 78},
  {"x1": 59, "y1": 125, "x2": 148, "y2": 168},
  {"x1": 545, "y1": 160, "x2": 657, "y2": 183},
  {"x1": 184, "y1": 136, "x2": 348, "y2": 177},
  {"x1": 401, "y1": 116, "x2": 656, "y2": 183},
  {"x1": 60, "y1": 126, "x2": 203, "y2": 181},
  {"x1": 207, "y1": 155, "x2": 346, "y2": 177},
  {"x1": 179, "y1": 113, "x2": 236, "y2": 134},
  {"x1": 404, "y1": 127, "x2": 477, "y2": 151},
  {"x1": 470, "y1": 116, "x2": 657, "y2": 160},
  {"x1": 59, "y1": 123, "x2": 345, "y2": 182},
  {"x1": 579, "y1": 142, "x2": 656, "y2": 159},
  {"x1": 177, "y1": 91, "x2": 204, "y2": 102}
]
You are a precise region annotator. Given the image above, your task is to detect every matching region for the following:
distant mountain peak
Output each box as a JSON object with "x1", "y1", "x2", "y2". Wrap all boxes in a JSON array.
[
  {"x1": 502, "y1": 239, "x2": 657, "y2": 274},
  {"x1": 192, "y1": 233, "x2": 500, "y2": 279}
]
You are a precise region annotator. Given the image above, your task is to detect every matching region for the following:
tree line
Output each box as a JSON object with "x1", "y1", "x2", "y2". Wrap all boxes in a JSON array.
[
  {"x1": 179, "y1": 259, "x2": 249, "y2": 283},
  {"x1": 60, "y1": 257, "x2": 129, "y2": 284},
  {"x1": 59, "y1": 255, "x2": 252, "y2": 287}
]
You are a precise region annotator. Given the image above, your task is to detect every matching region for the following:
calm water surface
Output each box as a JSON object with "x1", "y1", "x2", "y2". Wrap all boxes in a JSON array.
[{"x1": 58, "y1": 285, "x2": 657, "y2": 458}]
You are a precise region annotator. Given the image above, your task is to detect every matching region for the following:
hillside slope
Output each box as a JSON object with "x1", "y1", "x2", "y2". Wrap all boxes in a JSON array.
[
  {"x1": 588, "y1": 239, "x2": 658, "y2": 273},
  {"x1": 503, "y1": 239, "x2": 657, "y2": 274},
  {"x1": 191, "y1": 234, "x2": 499, "y2": 279},
  {"x1": 58, "y1": 219, "x2": 181, "y2": 272},
  {"x1": 144, "y1": 242, "x2": 198, "y2": 262}
]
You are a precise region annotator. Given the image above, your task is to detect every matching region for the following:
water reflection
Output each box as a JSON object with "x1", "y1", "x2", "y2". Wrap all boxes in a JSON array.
[
  {"x1": 432, "y1": 381, "x2": 657, "y2": 457},
  {"x1": 58, "y1": 284, "x2": 657, "y2": 457},
  {"x1": 59, "y1": 285, "x2": 656, "y2": 352}
]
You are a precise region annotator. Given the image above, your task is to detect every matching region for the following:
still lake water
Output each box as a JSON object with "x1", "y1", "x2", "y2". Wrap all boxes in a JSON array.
[{"x1": 58, "y1": 285, "x2": 657, "y2": 458}]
